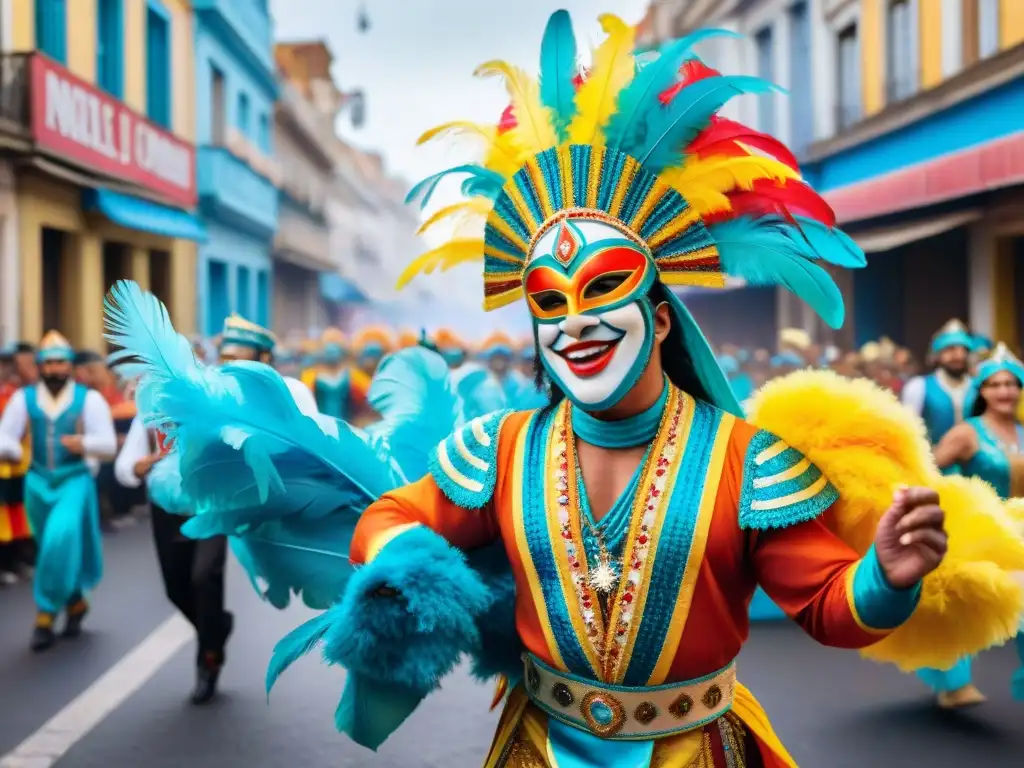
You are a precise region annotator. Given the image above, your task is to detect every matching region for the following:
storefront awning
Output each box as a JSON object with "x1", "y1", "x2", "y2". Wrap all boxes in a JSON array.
[
  {"x1": 83, "y1": 188, "x2": 207, "y2": 242},
  {"x1": 319, "y1": 273, "x2": 369, "y2": 304},
  {"x1": 850, "y1": 209, "x2": 981, "y2": 254}
]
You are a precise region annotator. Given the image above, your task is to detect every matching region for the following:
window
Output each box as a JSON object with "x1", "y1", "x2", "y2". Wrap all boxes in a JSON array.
[
  {"x1": 96, "y1": 0, "x2": 123, "y2": 98},
  {"x1": 886, "y1": 0, "x2": 916, "y2": 102},
  {"x1": 237, "y1": 92, "x2": 251, "y2": 135},
  {"x1": 36, "y1": 0, "x2": 67, "y2": 63},
  {"x1": 788, "y1": 2, "x2": 812, "y2": 155},
  {"x1": 145, "y1": 1, "x2": 171, "y2": 128},
  {"x1": 211, "y1": 66, "x2": 226, "y2": 143},
  {"x1": 836, "y1": 23, "x2": 861, "y2": 130},
  {"x1": 258, "y1": 114, "x2": 270, "y2": 152},
  {"x1": 978, "y1": 0, "x2": 1000, "y2": 59},
  {"x1": 754, "y1": 27, "x2": 775, "y2": 135},
  {"x1": 237, "y1": 265, "x2": 252, "y2": 318},
  {"x1": 256, "y1": 271, "x2": 270, "y2": 327}
]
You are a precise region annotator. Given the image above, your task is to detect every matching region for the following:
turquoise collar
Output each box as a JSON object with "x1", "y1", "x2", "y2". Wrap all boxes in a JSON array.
[{"x1": 571, "y1": 379, "x2": 668, "y2": 448}]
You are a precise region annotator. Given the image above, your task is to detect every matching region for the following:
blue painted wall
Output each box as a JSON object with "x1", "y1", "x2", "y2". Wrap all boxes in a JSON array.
[
  {"x1": 807, "y1": 76, "x2": 1024, "y2": 192},
  {"x1": 193, "y1": 1, "x2": 278, "y2": 335}
]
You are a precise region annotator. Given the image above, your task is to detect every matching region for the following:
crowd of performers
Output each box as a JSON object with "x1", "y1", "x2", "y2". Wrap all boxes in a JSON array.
[{"x1": 4, "y1": 11, "x2": 1024, "y2": 767}]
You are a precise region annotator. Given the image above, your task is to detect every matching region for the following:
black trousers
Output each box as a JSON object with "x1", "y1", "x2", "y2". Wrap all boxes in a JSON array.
[{"x1": 150, "y1": 504, "x2": 231, "y2": 664}]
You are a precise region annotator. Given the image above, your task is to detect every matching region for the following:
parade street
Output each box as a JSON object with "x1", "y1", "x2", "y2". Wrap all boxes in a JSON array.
[{"x1": 0, "y1": 519, "x2": 1021, "y2": 768}]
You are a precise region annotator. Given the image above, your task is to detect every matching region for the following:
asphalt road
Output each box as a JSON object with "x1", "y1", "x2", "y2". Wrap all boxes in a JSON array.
[{"x1": 0, "y1": 517, "x2": 1021, "y2": 767}]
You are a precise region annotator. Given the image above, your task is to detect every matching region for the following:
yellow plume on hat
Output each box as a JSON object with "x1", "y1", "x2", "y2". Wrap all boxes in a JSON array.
[
  {"x1": 779, "y1": 328, "x2": 811, "y2": 351},
  {"x1": 353, "y1": 326, "x2": 394, "y2": 353},
  {"x1": 321, "y1": 327, "x2": 347, "y2": 347}
]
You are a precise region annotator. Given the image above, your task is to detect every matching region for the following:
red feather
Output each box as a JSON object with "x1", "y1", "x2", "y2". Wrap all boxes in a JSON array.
[
  {"x1": 688, "y1": 117, "x2": 801, "y2": 170},
  {"x1": 659, "y1": 60, "x2": 720, "y2": 104},
  {"x1": 702, "y1": 180, "x2": 836, "y2": 228}
]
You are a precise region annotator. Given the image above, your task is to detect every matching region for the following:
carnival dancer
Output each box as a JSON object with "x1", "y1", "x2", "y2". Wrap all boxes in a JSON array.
[
  {"x1": 106, "y1": 13, "x2": 1024, "y2": 765},
  {"x1": 433, "y1": 328, "x2": 469, "y2": 370},
  {"x1": 0, "y1": 346, "x2": 31, "y2": 585},
  {"x1": 307, "y1": 328, "x2": 364, "y2": 420},
  {"x1": 352, "y1": 326, "x2": 393, "y2": 379},
  {"x1": 477, "y1": 331, "x2": 529, "y2": 403},
  {"x1": 902, "y1": 319, "x2": 974, "y2": 449},
  {"x1": 918, "y1": 343, "x2": 1024, "y2": 706},
  {"x1": 113, "y1": 313, "x2": 320, "y2": 704},
  {"x1": 0, "y1": 331, "x2": 116, "y2": 651}
]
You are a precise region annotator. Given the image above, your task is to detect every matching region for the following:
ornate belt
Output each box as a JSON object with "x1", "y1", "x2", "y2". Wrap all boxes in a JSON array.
[{"x1": 522, "y1": 654, "x2": 735, "y2": 740}]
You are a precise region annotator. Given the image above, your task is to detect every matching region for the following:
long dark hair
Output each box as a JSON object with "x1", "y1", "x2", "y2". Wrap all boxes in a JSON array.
[{"x1": 532, "y1": 281, "x2": 712, "y2": 406}]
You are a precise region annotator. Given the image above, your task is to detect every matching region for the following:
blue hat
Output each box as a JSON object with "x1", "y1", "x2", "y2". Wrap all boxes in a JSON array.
[
  {"x1": 37, "y1": 330, "x2": 75, "y2": 363},
  {"x1": 219, "y1": 315, "x2": 276, "y2": 354},
  {"x1": 930, "y1": 319, "x2": 974, "y2": 355},
  {"x1": 964, "y1": 343, "x2": 1024, "y2": 414},
  {"x1": 973, "y1": 335, "x2": 994, "y2": 353}
]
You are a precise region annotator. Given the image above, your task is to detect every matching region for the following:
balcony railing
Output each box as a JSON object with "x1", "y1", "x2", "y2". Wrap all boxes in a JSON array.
[
  {"x1": 0, "y1": 53, "x2": 31, "y2": 132},
  {"x1": 197, "y1": 145, "x2": 278, "y2": 238}
]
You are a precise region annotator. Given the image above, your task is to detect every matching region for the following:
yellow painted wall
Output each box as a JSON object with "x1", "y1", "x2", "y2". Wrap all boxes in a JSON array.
[
  {"x1": 919, "y1": 0, "x2": 943, "y2": 90},
  {"x1": 861, "y1": 0, "x2": 885, "y2": 117},
  {"x1": 1002, "y1": 0, "x2": 1024, "y2": 49},
  {"x1": 992, "y1": 240, "x2": 1019, "y2": 355},
  {"x1": 13, "y1": 0, "x2": 194, "y2": 141}
]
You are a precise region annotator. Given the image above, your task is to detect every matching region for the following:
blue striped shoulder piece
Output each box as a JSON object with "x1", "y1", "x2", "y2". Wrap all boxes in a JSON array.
[
  {"x1": 738, "y1": 429, "x2": 839, "y2": 530},
  {"x1": 429, "y1": 410, "x2": 513, "y2": 510}
]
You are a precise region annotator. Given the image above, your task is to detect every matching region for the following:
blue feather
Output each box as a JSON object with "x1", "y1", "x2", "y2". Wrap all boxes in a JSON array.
[
  {"x1": 266, "y1": 610, "x2": 334, "y2": 695},
  {"x1": 793, "y1": 216, "x2": 867, "y2": 268},
  {"x1": 539, "y1": 9, "x2": 578, "y2": 141},
  {"x1": 460, "y1": 175, "x2": 503, "y2": 199},
  {"x1": 335, "y1": 674, "x2": 425, "y2": 752},
  {"x1": 406, "y1": 164, "x2": 506, "y2": 209},
  {"x1": 635, "y1": 75, "x2": 778, "y2": 173},
  {"x1": 451, "y1": 364, "x2": 508, "y2": 420},
  {"x1": 364, "y1": 348, "x2": 462, "y2": 482},
  {"x1": 146, "y1": 451, "x2": 191, "y2": 514},
  {"x1": 605, "y1": 30, "x2": 738, "y2": 154},
  {"x1": 711, "y1": 217, "x2": 845, "y2": 328}
]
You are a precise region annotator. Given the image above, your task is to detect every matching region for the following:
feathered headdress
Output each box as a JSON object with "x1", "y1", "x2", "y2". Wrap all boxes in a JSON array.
[
  {"x1": 396, "y1": 329, "x2": 420, "y2": 349},
  {"x1": 352, "y1": 327, "x2": 394, "y2": 356},
  {"x1": 397, "y1": 11, "x2": 862, "y2": 324},
  {"x1": 477, "y1": 331, "x2": 516, "y2": 358},
  {"x1": 432, "y1": 328, "x2": 465, "y2": 350}
]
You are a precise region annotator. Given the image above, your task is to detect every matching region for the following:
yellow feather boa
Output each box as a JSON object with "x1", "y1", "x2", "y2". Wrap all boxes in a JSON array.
[{"x1": 747, "y1": 370, "x2": 1024, "y2": 672}]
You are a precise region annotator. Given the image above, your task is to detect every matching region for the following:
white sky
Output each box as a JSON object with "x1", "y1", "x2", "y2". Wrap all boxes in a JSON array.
[{"x1": 270, "y1": 1, "x2": 649, "y2": 334}]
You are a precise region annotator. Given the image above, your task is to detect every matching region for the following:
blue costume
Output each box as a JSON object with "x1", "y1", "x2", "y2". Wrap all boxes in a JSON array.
[
  {"x1": 312, "y1": 335, "x2": 353, "y2": 420},
  {"x1": 0, "y1": 331, "x2": 115, "y2": 649},
  {"x1": 917, "y1": 344, "x2": 1024, "y2": 701}
]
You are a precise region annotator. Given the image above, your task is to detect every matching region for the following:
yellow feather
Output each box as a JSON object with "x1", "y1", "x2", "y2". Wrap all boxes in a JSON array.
[
  {"x1": 416, "y1": 199, "x2": 492, "y2": 237},
  {"x1": 416, "y1": 120, "x2": 493, "y2": 146},
  {"x1": 474, "y1": 60, "x2": 558, "y2": 156},
  {"x1": 395, "y1": 240, "x2": 484, "y2": 290},
  {"x1": 567, "y1": 14, "x2": 636, "y2": 147},
  {"x1": 416, "y1": 121, "x2": 524, "y2": 178},
  {"x1": 748, "y1": 370, "x2": 1024, "y2": 672},
  {"x1": 663, "y1": 155, "x2": 800, "y2": 195}
]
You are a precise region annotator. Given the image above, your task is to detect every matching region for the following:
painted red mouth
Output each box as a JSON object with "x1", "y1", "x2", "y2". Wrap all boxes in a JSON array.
[{"x1": 554, "y1": 339, "x2": 621, "y2": 378}]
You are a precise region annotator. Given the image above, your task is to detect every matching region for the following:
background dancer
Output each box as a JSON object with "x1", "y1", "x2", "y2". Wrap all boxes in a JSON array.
[{"x1": 0, "y1": 331, "x2": 116, "y2": 651}]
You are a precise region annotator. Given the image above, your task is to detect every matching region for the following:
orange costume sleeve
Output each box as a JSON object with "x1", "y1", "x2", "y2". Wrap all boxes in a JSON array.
[{"x1": 349, "y1": 410, "x2": 529, "y2": 564}]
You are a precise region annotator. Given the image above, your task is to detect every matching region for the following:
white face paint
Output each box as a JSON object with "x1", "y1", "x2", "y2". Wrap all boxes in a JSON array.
[{"x1": 536, "y1": 302, "x2": 652, "y2": 410}]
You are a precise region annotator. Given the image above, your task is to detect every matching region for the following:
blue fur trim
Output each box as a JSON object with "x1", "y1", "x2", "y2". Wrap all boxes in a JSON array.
[
  {"x1": 738, "y1": 429, "x2": 839, "y2": 530},
  {"x1": 428, "y1": 410, "x2": 511, "y2": 510},
  {"x1": 320, "y1": 527, "x2": 493, "y2": 696},
  {"x1": 464, "y1": 542, "x2": 523, "y2": 682}
]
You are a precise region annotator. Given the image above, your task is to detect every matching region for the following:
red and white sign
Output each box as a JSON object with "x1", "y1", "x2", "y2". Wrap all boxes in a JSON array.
[
  {"x1": 30, "y1": 54, "x2": 196, "y2": 209},
  {"x1": 825, "y1": 130, "x2": 1024, "y2": 224}
]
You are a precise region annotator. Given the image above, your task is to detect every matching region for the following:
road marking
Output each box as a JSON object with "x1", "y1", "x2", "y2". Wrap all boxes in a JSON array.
[{"x1": 0, "y1": 614, "x2": 193, "y2": 768}]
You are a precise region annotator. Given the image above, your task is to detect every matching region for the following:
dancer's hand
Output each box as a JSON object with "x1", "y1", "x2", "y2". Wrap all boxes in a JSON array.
[
  {"x1": 874, "y1": 486, "x2": 947, "y2": 589},
  {"x1": 60, "y1": 435, "x2": 84, "y2": 454},
  {"x1": 133, "y1": 453, "x2": 161, "y2": 479}
]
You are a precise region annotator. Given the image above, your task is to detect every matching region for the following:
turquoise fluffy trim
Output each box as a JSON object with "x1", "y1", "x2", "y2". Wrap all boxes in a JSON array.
[
  {"x1": 428, "y1": 410, "x2": 511, "y2": 509},
  {"x1": 737, "y1": 429, "x2": 839, "y2": 530}
]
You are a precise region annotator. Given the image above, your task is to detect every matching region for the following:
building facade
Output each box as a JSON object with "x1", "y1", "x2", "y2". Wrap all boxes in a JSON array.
[
  {"x1": 1, "y1": 0, "x2": 204, "y2": 348},
  {"x1": 193, "y1": 0, "x2": 278, "y2": 336},
  {"x1": 805, "y1": 0, "x2": 1024, "y2": 356},
  {"x1": 272, "y1": 41, "x2": 342, "y2": 336}
]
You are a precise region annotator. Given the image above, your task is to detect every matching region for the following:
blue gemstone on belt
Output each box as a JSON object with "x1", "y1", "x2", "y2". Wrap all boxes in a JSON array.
[{"x1": 590, "y1": 700, "x2": 614, "y2": 726}]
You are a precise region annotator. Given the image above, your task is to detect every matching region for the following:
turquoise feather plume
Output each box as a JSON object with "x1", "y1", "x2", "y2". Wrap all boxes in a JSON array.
[
  {"x1": 710, "y1": 217, "x2": 845, "y2": 328},
  {"x1": 406, "y1": 164, "x2": 506, "y2": 209},
  {"x1": 451, "y1": 364, "x2": 508, "y2": 420},
  {"x1": 364, "y1": 347, "x2": 462, "y2": 482},
  {"x1": 793, "y1": 216, "x2": 866, "y2": 268},
  {"x1": 605, "y1": 29, "x2": 738, "y2": 153},
  {"x1": 635, "y1": 75, "x2": 778, "y2": 173},
  {"x1": 146, "y1": 451, "x2": 190, "y2": 514},
  {"x1": 539, "y1": 9, "x2": 578, "y2": 141}
]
